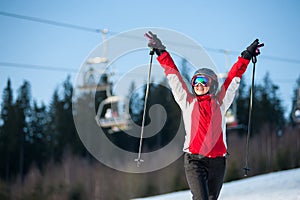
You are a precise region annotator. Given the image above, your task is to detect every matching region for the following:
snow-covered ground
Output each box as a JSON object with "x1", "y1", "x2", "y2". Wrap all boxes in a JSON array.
[{"x1": 132, "y1": 168, "x2": 300, "y2": 200}]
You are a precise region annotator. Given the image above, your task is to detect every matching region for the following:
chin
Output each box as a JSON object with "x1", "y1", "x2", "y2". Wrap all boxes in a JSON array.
[{"x1": 195, "y1": 92, "x2": 204, "y2": 95}]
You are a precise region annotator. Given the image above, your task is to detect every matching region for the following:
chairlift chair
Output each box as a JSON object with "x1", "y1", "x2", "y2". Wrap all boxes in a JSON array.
[{"x1": 95, "y1": 96, "x2": 131, "y2": 133}]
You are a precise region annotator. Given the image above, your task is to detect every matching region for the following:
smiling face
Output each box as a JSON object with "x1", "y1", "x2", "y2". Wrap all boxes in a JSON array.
[
  {"x1": 193, "y1": 83, "x2": 210, "y2": 95},
  {"x1": 191, "y1": 74, "x2": 211, "y2": 96}
]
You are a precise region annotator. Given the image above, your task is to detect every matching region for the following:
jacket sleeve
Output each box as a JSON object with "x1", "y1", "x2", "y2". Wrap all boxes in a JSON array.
[
  {"x1": 157, "y1": 51, "x2": 194, "y2": 109},
  {"x1": 217, "y1": 56, "x2": 250, "y2": 111}
]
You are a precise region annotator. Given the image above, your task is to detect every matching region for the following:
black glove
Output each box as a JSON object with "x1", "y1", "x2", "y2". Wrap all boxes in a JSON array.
[
  {"x1": 241, "y1": 39, "x2": 262, "y2": 60},
  {"x1": 144, "y1": 31, "x2": 166, "y2": 56}
]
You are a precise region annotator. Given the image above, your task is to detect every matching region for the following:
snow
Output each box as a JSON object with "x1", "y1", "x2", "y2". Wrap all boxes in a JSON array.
[{"x1": 132, "y1": 168, "x2": 300, "y2": 200}]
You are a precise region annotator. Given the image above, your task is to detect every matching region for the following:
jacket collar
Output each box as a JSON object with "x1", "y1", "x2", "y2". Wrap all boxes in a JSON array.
[{"x1": 196, "y1": 94, "x2": 212, "y2": 101}]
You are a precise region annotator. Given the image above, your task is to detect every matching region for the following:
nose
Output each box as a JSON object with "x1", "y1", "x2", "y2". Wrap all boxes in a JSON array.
[{"x1": 194, "y1": 83, "x2": 204, "y2": 87}]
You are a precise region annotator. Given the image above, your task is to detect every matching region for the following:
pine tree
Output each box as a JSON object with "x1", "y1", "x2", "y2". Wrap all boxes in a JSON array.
[
  {"x1": 238, "y1": 73, "x2": 286, "y2": 134},
  {"x1": 28, "y1": 101, "x2": 49, "y2": 170},
  {"x1": 15, "y1": 80, "x2": 32, "y2": 181},
  {"x1": 61, "y1": 76, "x2": 85, "y2": 156},
  {"x1": 236, "y1": 78, "x2": 249, "y2": 129},
  {"x1": 59, "y1": 76, "x2": 75, "y2": 153},
  {"x1": 47, "y1": 89, "x2": 62, "y2": 161},
  {"x1": 0, "y1": 79, "x2": 18, "y2": 180},
  {"x1": 128, "y1": 81, "x2": 143, "y2": 124},
  {"x1": 47, "y1": 76, "x2": 86, "y2": 161},
  {"x1": 141, "y1": 78, "x2": 182, "y2": 151}
]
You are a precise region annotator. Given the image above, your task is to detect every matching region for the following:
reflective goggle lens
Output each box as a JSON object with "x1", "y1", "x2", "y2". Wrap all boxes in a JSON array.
[{"x1": 192, "y1": 75, "x2": 210, "y2": 87}]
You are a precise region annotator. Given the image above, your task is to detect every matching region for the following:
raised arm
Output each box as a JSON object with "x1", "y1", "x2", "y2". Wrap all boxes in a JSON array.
[
  {"x1": 145, "y1": 31, "x2": 194, "y2": 109},
  {"x1": 217, "y1": 39, "x2": 263, "y2": 111}
]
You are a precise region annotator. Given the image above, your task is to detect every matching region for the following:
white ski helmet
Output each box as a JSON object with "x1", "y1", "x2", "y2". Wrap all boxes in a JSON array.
[{"x1": 191, "y1": 68, "x2": 219, "y2": 95}]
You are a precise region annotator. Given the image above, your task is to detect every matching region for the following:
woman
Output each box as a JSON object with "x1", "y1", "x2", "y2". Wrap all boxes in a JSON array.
[{"x1": 145, "y1": 31, "x2": 262, "y2": 200}]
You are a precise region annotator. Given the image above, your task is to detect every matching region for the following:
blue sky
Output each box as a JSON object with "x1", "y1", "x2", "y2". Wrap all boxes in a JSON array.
[{"x1": 1, "y1": 0, "x2": 299, "y2": 118}]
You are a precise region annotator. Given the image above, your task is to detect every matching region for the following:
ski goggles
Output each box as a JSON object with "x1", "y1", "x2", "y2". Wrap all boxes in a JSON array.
[{"x1": 191, "y1": 75, "x2": 210, "y2": 87}]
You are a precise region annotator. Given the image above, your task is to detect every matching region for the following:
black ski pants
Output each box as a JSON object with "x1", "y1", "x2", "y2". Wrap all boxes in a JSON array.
[{"x1": 184, "y1": 153, "x2": 226, "y2": 200}]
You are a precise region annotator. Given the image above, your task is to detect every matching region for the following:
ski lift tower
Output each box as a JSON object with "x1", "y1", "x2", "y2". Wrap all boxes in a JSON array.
[
  {"x1": 77, "y1": 28, "x2": 110, "y2": 94},
  {"x1": 76, "y1": 29, "x2": 130, "y2": 133}
]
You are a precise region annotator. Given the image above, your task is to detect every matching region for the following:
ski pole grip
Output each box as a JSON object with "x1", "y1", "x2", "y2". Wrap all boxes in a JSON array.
[
  {"x1": 257, "y1": 43, "x2": 264, "y2": 48},
  {"x1": 149, "y1": 49, "x2": 155, "y2": 55},
  {"x1": 252, "y1": 56, "x2": 257, "y2": 64},
  {"x1": 144, "y1": 33, "x2": 152, "y2": 41}
]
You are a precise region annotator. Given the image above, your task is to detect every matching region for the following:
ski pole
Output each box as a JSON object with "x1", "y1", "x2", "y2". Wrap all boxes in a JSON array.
[
  {"x1": 243, "y1": 55, "x2": 257, "y2": 177},
  {"x1": 134, "y1": 49, "x2": 155, "y2": 167},
  {"x1": 243, "y1": 42, "x2": 264, "y2": 176}
]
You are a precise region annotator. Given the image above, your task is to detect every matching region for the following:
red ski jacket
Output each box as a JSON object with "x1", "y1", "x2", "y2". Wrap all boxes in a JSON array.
[{"x1": 157, "y1": 51, "x2": 250, "y2": 157}]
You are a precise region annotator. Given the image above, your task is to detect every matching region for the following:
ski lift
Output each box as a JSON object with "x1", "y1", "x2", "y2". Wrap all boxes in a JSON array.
[
  {"x1": 79, "y1": 29, "x2": 131, "y2": 133},
  {"x1": 95, "y1": 96, "x2": 131, "y2": 133},
  {"x1": 77, "y1": 67, "x2": 108, "y2": 92},
  {"x1": 76, "y1": 63, "x2": 131, "y2": 133}
]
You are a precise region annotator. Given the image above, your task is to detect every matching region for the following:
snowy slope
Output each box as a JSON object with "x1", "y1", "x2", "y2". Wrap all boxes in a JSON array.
[{"x1": 132, "y1": 168, "x2": 300, "y2": 200}]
